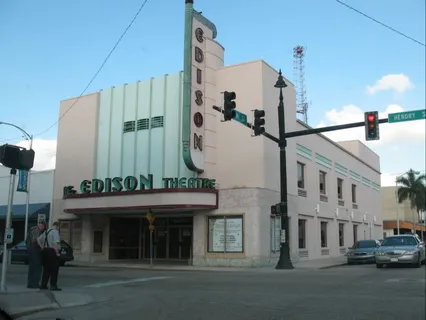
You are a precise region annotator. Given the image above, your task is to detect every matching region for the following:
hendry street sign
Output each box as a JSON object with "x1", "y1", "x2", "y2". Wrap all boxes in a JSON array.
[{"x1": 388, "y1": 109, "x2": 426, "y2": 123}]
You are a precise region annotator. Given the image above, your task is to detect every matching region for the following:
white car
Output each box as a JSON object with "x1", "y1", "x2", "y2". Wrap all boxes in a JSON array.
[{"x1": 375, "y1": 234, "x2": 426, "y2": 268}]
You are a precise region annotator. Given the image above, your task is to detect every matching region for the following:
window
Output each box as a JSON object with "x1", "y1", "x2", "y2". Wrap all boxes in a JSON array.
[
  {"x1": 337, "y1": 178, "x2": 343, "y2": 199},
  {"x1": 270, "y1": 216, "x2": 281, "y2": 252},
  {"x1": 208, "y1": 216, "x2": 243, "y2": 253},
  {"x1": 338, "y1": 223, "x2": 344, "y2": 247},
  {"x1": 93, "y1": 231, "x2": 103, "y2": 253},
  {"x1": 298, "y1": 219, "x2": 307, "y2": 249},
  {"x1": 320, "y1": 221, "x2": 328, "y2": 248},
  {"x1": 59, "y1": 220, "x2": 82, "y2": 251},
  {"x1": 351, "y1": 184, "x2": 357, "y2": 203},
  {"x1": 297, "y1": 162, "x2": 305, "y2": 189},
  {"x1": 353, "y1": 224, "x2": 358, "y2": 244},
  {"x1": 319, "y1": 171, "x2": 327, "y2": 195},
  {"x1": 151, "y1": 116, "x2": 164, "y2": 128},
  {"x1": 123, "y1": 121, "x2": 136, "y2": 133}
]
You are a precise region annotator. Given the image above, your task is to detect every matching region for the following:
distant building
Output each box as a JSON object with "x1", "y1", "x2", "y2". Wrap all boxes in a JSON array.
[
  {"x1": 49, "y1": 4, "x2": 382, "y2": 267},
  {"x1": 0, "y1": 165, "x2": 53, "y2": 243},
  {"x1": 381, "y1": 186, "x2": 426, "y2": 237}
]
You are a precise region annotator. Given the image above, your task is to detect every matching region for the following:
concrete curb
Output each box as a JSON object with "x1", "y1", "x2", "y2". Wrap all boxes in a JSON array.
[
  {"x1": 9, "y1": 304, "x2": 59, "y2": 318},
  {"x1": 3, "y1": 290, "x2": 94, "y2": 318},
  {"x1": 318, "y1": 263, "x2": 348, "y2": 270}
]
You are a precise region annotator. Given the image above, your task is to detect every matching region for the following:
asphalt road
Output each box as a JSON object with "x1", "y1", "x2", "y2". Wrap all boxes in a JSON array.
[{"x1": 6, "y1": 263, "x2": 426, "y2": 320}]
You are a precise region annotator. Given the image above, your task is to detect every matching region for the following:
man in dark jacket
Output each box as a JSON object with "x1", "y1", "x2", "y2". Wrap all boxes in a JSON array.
[{"x1": 25, "y1": 223, "x2": 46, "y2": 288}]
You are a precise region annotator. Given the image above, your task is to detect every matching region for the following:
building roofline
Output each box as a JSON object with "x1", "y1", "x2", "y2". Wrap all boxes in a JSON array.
[
  {"x1": 337, "y1": 139, "x2": 380, "y2": 157},
  {"x1": 296, "y1": 120, "x2": 381, "y2": 174}
]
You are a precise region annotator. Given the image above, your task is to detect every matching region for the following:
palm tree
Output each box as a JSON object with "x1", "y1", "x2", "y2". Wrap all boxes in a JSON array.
[{"x1": 396, "y1": 169, "x2": 426, "y2": 235}]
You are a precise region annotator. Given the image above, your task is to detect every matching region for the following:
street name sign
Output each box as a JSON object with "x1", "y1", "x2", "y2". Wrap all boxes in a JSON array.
[
  {"x1": 234, "y1": 110, "x2": 248, "y2": 125},
  {"x1": 388, "y1": 109, "x2": 426, "y2": 123}
]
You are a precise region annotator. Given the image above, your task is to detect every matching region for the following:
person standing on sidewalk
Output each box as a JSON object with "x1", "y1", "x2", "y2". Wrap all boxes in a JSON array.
[
  {"x1": 25, "y1": 222, "x2": 46, "y2": 289},
  {"x1": 37, "y1": 221, "x2": 62, "y2": 291}
]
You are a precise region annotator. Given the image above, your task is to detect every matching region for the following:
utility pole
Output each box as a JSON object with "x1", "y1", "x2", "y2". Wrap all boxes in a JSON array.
[
  {"x1": 274, "y1": 70, "x2": 294, "y2": 270},
  {"x1": 1, "y1": 169, "x2": 17, "y2": 292},
  {"x1": 24, "y1": 135, "x2": 33, "y2": 241}
]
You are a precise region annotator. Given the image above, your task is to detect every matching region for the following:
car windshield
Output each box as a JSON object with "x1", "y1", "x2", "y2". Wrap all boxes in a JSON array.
[
  {"x1": 355, "y1": 240, "x2": 377, "y2": 249},
  {"x1": 381, "y1": 236, "x2": 417, "y2": 246}
]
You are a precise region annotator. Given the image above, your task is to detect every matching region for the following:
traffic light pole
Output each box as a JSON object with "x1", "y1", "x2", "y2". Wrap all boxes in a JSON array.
[{"x1": 1, "y1": 169, "x2": 17, "y2": 292}]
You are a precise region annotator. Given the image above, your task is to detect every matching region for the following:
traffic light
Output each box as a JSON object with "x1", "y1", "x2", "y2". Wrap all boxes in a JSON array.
[
  {"x1": 253, "y1": 109, "x2": 265, "y2": 136},
  {"x1": 364, "y1": 111, "x2": 379, "y2": 141},
  {"x1": 223, "y1": 91, "x2": 236, "y2": 121},
  {"x1": 0, "y1": 144, "x2": 35, "y2": 170}
]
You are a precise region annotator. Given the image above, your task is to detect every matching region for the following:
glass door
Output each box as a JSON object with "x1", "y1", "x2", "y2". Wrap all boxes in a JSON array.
[
  {"x1": 180, "y1": 228, "x2": 192, "y2": 259},
  {"x1": 168, "y1": 227, "x2": 180, "y2": 259}
]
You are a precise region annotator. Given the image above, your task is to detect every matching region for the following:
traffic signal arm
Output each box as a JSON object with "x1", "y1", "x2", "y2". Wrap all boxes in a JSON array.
[
  {"x1": 212, "y1": 105, "x2": 389, "y2": 140},
  {"x1": 213, "y1": 105, "x2": 280, "y2": 143}
]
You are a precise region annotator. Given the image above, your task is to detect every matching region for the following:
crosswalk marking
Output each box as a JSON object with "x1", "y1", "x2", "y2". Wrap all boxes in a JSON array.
[{"x1": 85, "y1": 276, "x2": 172, "y2": 288}]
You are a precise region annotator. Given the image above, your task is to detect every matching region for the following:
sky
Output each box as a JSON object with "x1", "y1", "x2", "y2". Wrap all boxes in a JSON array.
[{"x1": 0, "y1": 0, "x2": 425, "y2": 185}]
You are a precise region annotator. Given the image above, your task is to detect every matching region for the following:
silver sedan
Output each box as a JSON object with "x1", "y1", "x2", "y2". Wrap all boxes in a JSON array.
[{"x1": 375, "y1": 234, "x2": 426, "y2": 268}]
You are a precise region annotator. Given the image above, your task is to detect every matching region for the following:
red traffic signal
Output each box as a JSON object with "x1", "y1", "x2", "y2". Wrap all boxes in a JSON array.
[{"x1": 364, "y1": 111, "x2": 379, "y2": 141}]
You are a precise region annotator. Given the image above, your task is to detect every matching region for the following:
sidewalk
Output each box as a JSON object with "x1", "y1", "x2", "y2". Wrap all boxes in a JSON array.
[
  {"x1": 67, "y1": 256, "x2": 347, "y2": 272},
  {"x1": 0, "y1": 286, "x2": 94, "y2": 318}
]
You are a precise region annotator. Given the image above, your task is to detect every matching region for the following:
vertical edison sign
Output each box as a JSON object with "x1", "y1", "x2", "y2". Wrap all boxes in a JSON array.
[{"x1": 182, "y1": 0, "x2": 218, "y2": 173}]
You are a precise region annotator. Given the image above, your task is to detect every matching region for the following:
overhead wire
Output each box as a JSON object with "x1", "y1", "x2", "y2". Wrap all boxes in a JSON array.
[
  {"x1": 335, "y1": 0, "x2": 425, "y2": 47},
  {"x1": 0, "y1": 0, "x2": 151, "y2": 143}
]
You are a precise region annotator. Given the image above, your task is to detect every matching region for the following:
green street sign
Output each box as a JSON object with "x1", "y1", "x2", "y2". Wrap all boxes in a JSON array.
[
  {"x1": 234, "y1": 110, "x2": 247, "y2": 125},
  {"x1": 388, "y1": 109, "x2": 426, "y2": 123}
]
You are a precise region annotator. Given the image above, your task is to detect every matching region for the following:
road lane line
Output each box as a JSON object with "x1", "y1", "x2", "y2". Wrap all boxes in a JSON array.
[{"x1": 85, "y1": 276, "x2": 173, "y2": 288}]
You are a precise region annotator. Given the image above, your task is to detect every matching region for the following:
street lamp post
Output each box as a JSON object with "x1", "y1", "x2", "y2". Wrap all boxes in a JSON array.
[
  {"x1": 0, "y1": 122, "x2": 33, "y2": 241},
  {"x1": 274, "y1": 70, "x2": 294, "y2": 270}
]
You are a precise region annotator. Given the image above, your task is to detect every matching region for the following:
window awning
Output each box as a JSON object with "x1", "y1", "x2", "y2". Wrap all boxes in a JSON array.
[{"x1": 0, "y1": 203, "x2": 50, "y2": 220}]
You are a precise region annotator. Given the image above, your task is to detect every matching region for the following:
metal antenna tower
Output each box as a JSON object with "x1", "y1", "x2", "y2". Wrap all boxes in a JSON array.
[{"x1": 293, "y1": 45, "x2": 308, "y2": 124}]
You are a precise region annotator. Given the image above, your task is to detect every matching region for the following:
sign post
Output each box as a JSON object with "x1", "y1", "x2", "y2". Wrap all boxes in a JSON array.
[
  {"x1": 146, "y1": 213, "x2": 155, "y2": 267},
  {"x1": 388, "y1": 109, "x2": 426, "y2": 123}
]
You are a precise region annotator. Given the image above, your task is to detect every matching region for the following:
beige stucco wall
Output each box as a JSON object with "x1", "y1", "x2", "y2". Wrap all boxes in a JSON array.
[
  {"x1": 52, "y1": 93, "x2": 99, "y2": 222},
  {"x1": 382, "y1": 186, "x2": 420, "y2": 223}
]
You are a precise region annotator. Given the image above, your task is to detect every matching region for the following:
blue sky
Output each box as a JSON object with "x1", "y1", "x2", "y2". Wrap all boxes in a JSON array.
[{"x1": 0, "y1": 0, "x2": 425, "y2": 183}]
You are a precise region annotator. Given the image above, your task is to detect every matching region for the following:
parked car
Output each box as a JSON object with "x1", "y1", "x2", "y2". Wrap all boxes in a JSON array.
[
  {"x1": 346, "y1": 240, "x2": 381, "y2": 264},
  {"x1": 375, "y1": 234, "x2": 426, "y2": 268},
  {"x1": 0, "y1": 240, "x2": 74, "y2": 266}
]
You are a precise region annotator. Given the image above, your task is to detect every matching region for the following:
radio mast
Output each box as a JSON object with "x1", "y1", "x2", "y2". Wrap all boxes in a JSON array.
[{"x1": 293, "y1": 46, "x2": 308, "y2": 124}]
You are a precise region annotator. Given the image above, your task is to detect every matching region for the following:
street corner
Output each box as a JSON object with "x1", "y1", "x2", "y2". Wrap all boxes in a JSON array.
[
  {"x1": 49, "y1": 290, "x2": 95, "y2": 309},
  {"x1": 0, "y1": 291, "x2": 58, "y2": 318}
]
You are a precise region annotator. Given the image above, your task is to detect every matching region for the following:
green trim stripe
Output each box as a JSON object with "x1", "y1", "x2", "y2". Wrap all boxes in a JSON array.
[
  {"x1": 335, "y1": 163, "x2": 348, "y2": 176},
  {"x1": 349, "y1": 170, "x2": 361, "y2": 182},
  {"x1": 362, "y1": 176, "x2": 371, "y2": 186},
  {"x1": 371, "y1": 182, "x2": 380, "y2": 191},
  {"x1": 315, "y1": 153, "x2": 332, "y2": 169},
  {"x1": 296, "y1": 144, "x2": 312, "y2": 160}
]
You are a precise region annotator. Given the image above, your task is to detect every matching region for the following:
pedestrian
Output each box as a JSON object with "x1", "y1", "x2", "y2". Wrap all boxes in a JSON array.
[
  {"x1": 37, "y1": 221, "x2": 62, "y2": 291},
  {"x1": 25, "y1": 222, "x2": 46, "y2": 289}
]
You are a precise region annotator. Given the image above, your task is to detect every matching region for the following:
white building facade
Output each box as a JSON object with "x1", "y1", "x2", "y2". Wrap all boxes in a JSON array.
[
  {"x1": 51, "y1": 4, "x2": 382, "y2": 267},
  {"x1": 0, "y1": 165, "x2": 54, "y2": 243}
]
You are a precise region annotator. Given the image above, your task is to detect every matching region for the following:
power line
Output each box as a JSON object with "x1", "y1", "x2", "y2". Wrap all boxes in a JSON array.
[
  {"x1": 33, "y1": 0, "x2": 151, "y2": 138},
  {"x1": 335, "y1": 0, "x2": 425, "y2": 47}
]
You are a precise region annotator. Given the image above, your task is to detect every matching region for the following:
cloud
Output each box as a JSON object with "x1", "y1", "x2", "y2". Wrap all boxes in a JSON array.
[
  {"x1": 16, "y1": 139, "x2": 57, "y2": 171},
  {"x1": 367, "y1": 74, "x2": 414, "y2": 95},
  {"x1": 316, "y1": 104, "x2": 425, "y2": 146},
  {"x1": 381, "y1": 172, "x2": 399, "y2": 187}
]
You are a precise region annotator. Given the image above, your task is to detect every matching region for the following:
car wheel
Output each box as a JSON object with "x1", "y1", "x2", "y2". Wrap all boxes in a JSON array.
[
  {"x1": 414, "y1": 254, "x2": 421, "y2": 268},
  {"x1": 376, "y1": 263, "x2": 383, "y2": 269},
  {"x1": 60, "y1": 261, "x2": 66, "y2": 267}
]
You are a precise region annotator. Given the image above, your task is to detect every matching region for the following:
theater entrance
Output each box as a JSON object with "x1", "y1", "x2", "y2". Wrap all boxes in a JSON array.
[{"x1": 109, "y1": 216, "x2": 193, "y2": 261}]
